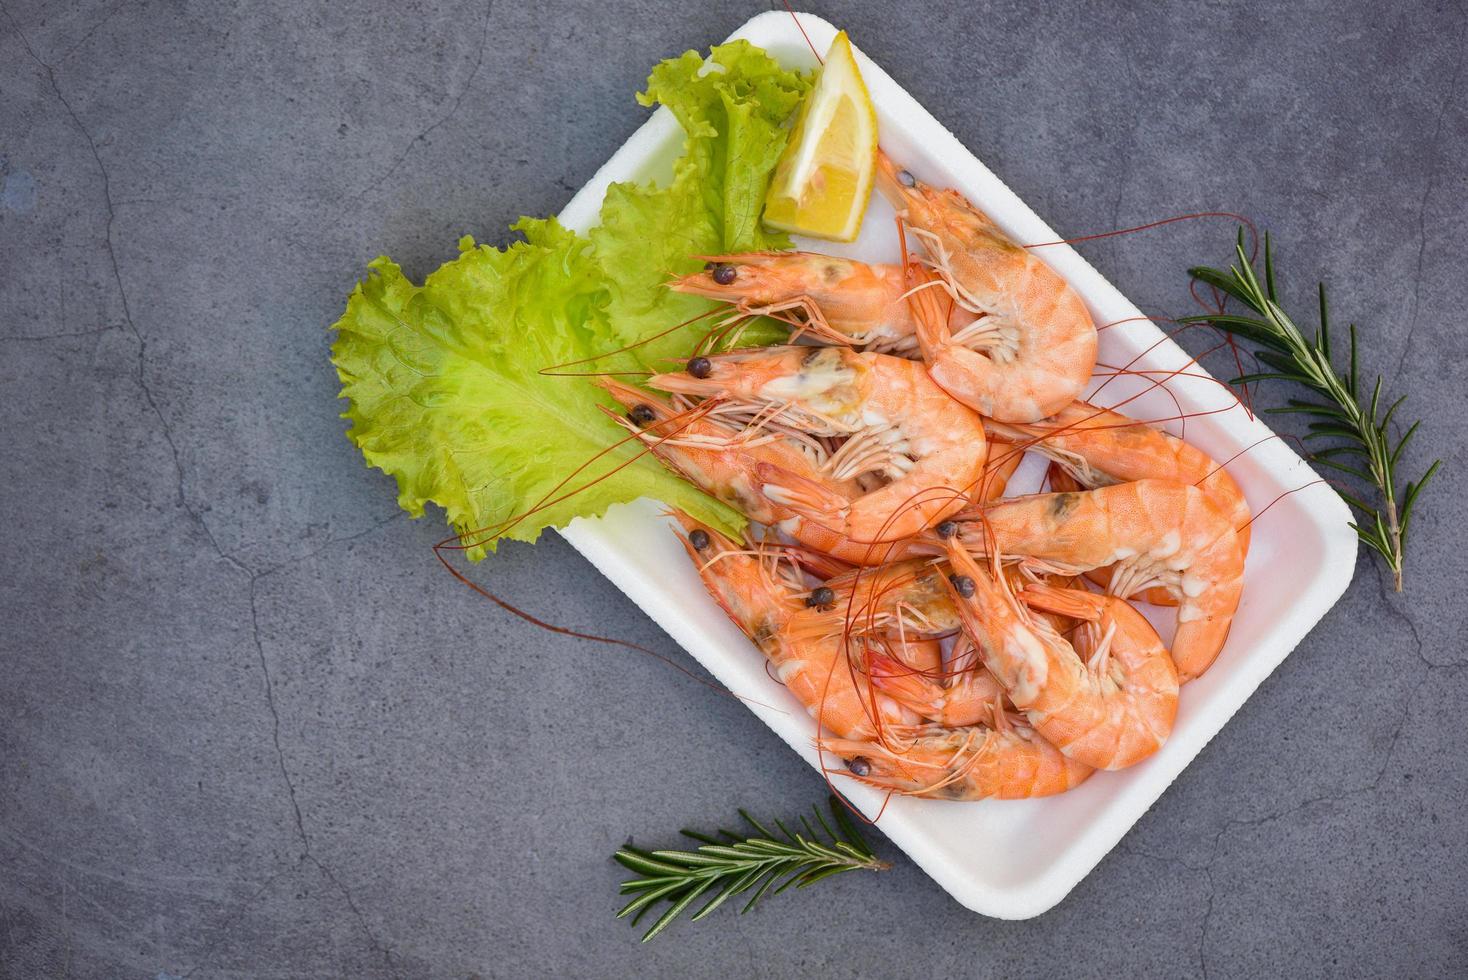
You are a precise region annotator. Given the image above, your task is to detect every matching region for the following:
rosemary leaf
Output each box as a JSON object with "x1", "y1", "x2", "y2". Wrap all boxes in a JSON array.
[
  {"x1": 613, "y1": 797, "x2": 889, "y2": 941},
  {"x1": 1183, "y1": 229, "x2": 1441, "y2": 590}
]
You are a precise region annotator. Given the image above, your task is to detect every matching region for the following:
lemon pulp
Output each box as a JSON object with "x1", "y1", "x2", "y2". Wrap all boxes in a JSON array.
[{"x1": 763, "y1": 31, "x2": 878, "y2": 243}]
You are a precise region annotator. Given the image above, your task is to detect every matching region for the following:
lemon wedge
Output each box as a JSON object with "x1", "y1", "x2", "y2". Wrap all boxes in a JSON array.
[{"x1": 762, "y1": 31, "x2": 878, "y2": 242}]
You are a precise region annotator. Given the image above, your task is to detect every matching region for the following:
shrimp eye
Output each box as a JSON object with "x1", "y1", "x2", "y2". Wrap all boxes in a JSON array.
[
  {"x1": 935, "y1": 520, "x2": 959, "y2": 539},
  {"x1": 805, "y1": 586, "x2": 836, "y2": 609},
  {"x1": 628, "y1": 404, "x2": 656, "y2": 425},
  {"x1": 846, "y1": 756, "x2": 872, "y2": 776},
  {"x1": 949, "y1": 574, "x2": 976, "y2": 599},
  {"x1": 687, "y1": 356, "x2": 713, "y2": 378},
  {"x1": 897, "y1": 169, "x2": 916, "y2": 188},
  {"x1": 688, "y1": 528, "x2": 711, "y2": 551},
  {"x1": 711, "y1": 262, "x2": 737, "y2": 285}
]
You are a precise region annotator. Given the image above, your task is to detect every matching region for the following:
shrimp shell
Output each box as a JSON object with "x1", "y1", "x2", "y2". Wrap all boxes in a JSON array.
[
  {"x1": 964, "y1": 480, "x2": 1245, "y2": 681},
  {"x1": 877, "y1": 151, "x2": 1098, "y2": 422}
]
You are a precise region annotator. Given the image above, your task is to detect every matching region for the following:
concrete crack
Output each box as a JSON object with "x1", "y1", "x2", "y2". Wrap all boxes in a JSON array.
[
  {"x1": 5, "y1": 8, "x2": 250, "y2": 581},
  {"x1": 1369, "y1": 561, "x2": 1453, "y2": 667},
  {"x1": 239, "y1": 568, "x2": 401, "y2": 976},
  {"x1": 231, "y1": 510, "x2": 406, "y2": 576},
  {"x1": 308, "y1": 855, "x2": 399, "y2": 975},
  {"x1": 1119, "y1": 644, "x2": 1440, "y2": 979},
  {"x1": 246, "y1": 573, "x2": 310, "y2": 851},
  {"x1": 1395, "y1": 7, "x2": 1466, "y2": 386},
  {"x1": 56, "y1": 0, "x2": 136, "y2": 63},
  {"x1": 0, "y1": 326, "x2": 119, "y2": 343},
  {"x1": 1197, "y1": 867, "x2": 1215, "y2": 980},
  {"x1": 1118, "y1": 844, "x2": 1217, "y2": 977},
  {"x1": 179, "y1": 560, "x2": 404, "y2": 977},
  {"x1": 352, "y1": 0, "x2": 494, "y2": 202},
  {"x1": 1366, "y1": 674, "x2": 1420, "y2": 792},
  {"x1": 11, "y1": 6, "x2": 450, "y2": 976}
]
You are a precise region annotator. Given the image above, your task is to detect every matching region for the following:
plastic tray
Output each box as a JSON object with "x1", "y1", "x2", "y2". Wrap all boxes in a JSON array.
[{"x1": 554, "y1": 11, "x2": 1356, "y2": 918}]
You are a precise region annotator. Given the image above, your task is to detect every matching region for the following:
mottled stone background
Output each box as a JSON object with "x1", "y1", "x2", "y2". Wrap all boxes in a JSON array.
[{"x1": 2, "y1": 1, "x2": 1464, "y2": 977}]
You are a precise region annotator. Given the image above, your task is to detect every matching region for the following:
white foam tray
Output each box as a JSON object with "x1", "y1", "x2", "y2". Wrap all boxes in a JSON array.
[{"x1": 554, "y1": 11, "x2": 1356, "y2": 918}]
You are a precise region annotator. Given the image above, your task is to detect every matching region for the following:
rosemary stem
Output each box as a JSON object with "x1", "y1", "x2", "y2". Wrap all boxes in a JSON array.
[
  {"x1": 1183, "y1": 229, "x2": 1438, "y2": 591},
  {"x1": 614, "y1": 798, "x2": 889, "y2": 940},
  {"x1": 1385, "y1": 497, "x2": 1404, "y2": 592}
]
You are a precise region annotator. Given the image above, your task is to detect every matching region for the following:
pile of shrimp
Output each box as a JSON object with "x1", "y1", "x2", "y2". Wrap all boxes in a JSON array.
[{"x1": 602, "y1": 151, "x2": 1250, "y2": 801}]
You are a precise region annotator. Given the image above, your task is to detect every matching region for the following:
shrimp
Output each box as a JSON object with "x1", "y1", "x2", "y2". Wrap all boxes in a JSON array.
[
  {"x1": 877, "y1": 152, "x2": 1097, "y2": 422},
  {"x1": 820, "y1": 560, "x2": 1054, "y2": 729},
  {"x1": 671, "y1": 512, "x2": 922, "y2": 740},
  {"x1": 670, "y1": 511, "x2": 802, "y2": 637},
  {"x1": 598, "y1": 378, "x2": 855, "y2": 523},
  {"x1": 671, "y1": 254, "x2": 923, "y2": 353},
  {"x1": 959, "y1": 480, "x2": 1244, "y2": 681},
  {"x1": 792, "y1": 552, "x2": 1038, "y2": 645},
  {"x1": 987, "y1": 400, "x2": 1251, "y2": 603},
  {"x1": 599, "y1": 379, "x2": 919, "y2": 567},
  {"x1": 886, "y1": 636, "x2": 943, "y2": 677},
  {"x1": 979, "y1": 438, "x2": 1024, "y2": 503},
  {"x1": 796, "y1": 559, "x2": 962, "y2": 640},
  {"x1": 650, "y1": 345, "x2": 988, "y2": 546},
  {"x1": 868, "y1": 633, "x2": 1009, "y2": 729},
  {"x1": 824, "y1": 720, "x2": 1093, "y2": 800},
  {"x1": 939, "y1": 545, "x2": 1177, "y2": 770},
  {"x1": 1018, "y1": 580, "x2": 1167, "y2": 670},
  {"x1": 801, "y1": 552, "x2": 1041, "y2": 730},
  {"x1": 865, "y1": 564, "x2": 1092, "y2": 728},
  {"x1": 986, "y1": 401, "x2": 1250, "y2": 543}
]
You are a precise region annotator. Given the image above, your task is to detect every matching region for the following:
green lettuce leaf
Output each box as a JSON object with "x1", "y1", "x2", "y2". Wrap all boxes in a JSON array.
[
  {"x1": 591, "y1": 41, "x2": 808, "y2": 368},
  {"x1": 331, "y1": 42, "x2": 808, "y2": 555},
  {"x1": 331, "y1": 218, "x2": 745, "y2": 558}
]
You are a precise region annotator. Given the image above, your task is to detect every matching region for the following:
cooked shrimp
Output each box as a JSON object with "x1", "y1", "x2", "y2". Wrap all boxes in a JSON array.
[
  {"x1": 978, "y1": 437, "x2": 1023, "y2": 503},
  {"x1": 986, "y1": 401, "x2": 1250, "y2": 542},
  {"x1": 824, "y1": 721, "x2": 1093, "y2": 800},
  {"x1": 868, "y1": 633, "x2": 1008, "y2": 728},
  {"x1": 671, "y1": 512, "x2": 922, "y2": 740},
  {"x1": 939, "y1": 545, "x2": 1177, "y2": 770},
  {"x1": 599, "y1": 378, "x2": 855, "y2": 524},
  {"x1": 793, "y1": 559, "x2": 962, "y2": 640},
  {"x1": 671, "y1": 254, "x2": 923, "y2": 353},
  {"x1": 1045, "y1": 458, "x2": 1227, "y2": 608},
  {"x1": 777, "y1": 539, "x2": 858, "y2": 582},
  {"x1": 887, "y1": 636, "x2": 943, "y2": 677},
  {"x1": 668, "y1": 510, "x2": 804, "y2": 633},
  {"x1": 877, "y1": 152, "x2": 1097, "y2": 421},
  {"x1": 600, "y1": 379, "x2": 919, "y2": 567},
  {"x1": 1018, "y1": 579, "x2": 1167, "y2": 669},
  {"x1": 960, "y1": 480, "x2": 1244, "y2": 681},
  {"x1": 870, "y1": 571, "x2": 1176, "y2": 758},
  {"x1": 989, "y1": 400, "x2": 1251, "y2": 604},
  {"x1": 650, "y1": 345, "x2": 988, "y2": 546}
]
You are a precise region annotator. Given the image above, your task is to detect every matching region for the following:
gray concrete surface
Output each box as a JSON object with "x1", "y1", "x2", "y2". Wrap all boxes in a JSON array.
[{"x1": 2, "y1": 1, "x2": 1465, "y2": 976}]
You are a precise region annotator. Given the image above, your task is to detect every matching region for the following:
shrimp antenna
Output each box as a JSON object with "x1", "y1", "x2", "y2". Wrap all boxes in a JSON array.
[
  {"x1": 537, "y1": 305, "x2": 725, "y2": 377},
  {"x1": 1021, "y1": 210, "x2": 1258, "y2": 254}
]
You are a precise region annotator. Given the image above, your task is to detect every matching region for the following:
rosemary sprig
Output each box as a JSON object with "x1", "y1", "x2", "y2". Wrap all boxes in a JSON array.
[
  {"x1": 1183, "y1": 230, "x2": 1441, "y2": 591},
  {"x1": 613, "y1": 797, "x2": 889, "y2": 942}
]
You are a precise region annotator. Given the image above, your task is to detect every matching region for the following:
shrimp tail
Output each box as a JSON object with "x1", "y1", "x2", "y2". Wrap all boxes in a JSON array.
[
  {"x1": 979, "y1": 439, "x2": 1023, "y2": 503},
  {"x1": 867, "y1": 650, "x2": 946, "y2": 708},
  {"x1": 1173, "y1": 618, "x2": 1235, "y2": 682},
  {"x1": 1017, "y1": 581, "x2": 1106, "y2": 621},
  {"x1": 906, "y1": 264, "x2": 953, "y2": 364},
  {"x1": 755, "y1": 461, "x2": 848, "y2": 523}
]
